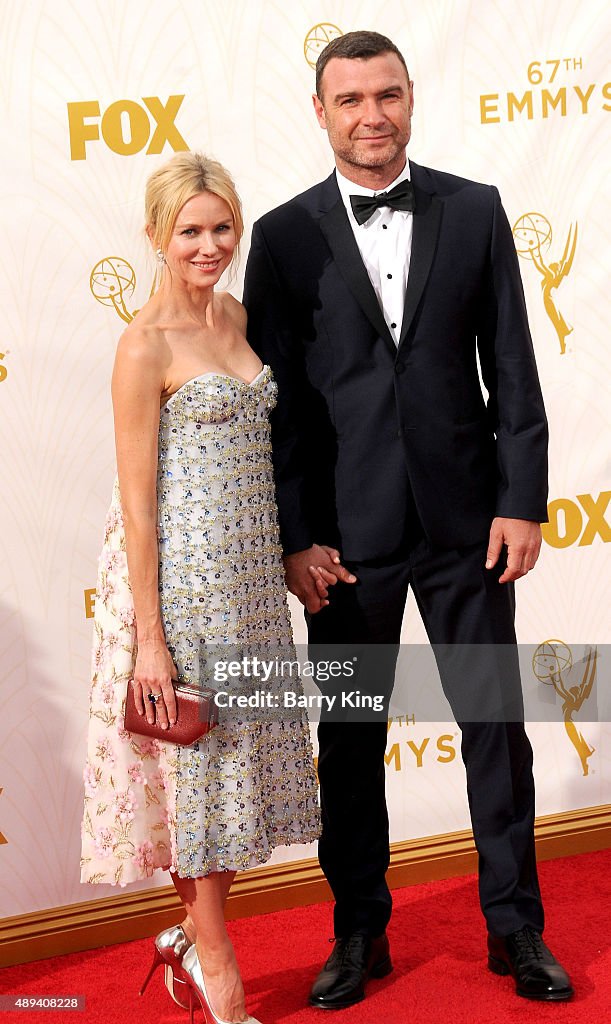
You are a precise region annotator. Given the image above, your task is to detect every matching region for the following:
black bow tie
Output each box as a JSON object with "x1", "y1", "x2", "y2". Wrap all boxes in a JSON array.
[{"x1": 349, "y1": 179, "x2": 415, "y2": 225}]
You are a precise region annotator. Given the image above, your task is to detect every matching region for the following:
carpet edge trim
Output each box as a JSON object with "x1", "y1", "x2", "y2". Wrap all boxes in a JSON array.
[{"x1": 1, "y1": 803, "x2": 609, "y2": 967}]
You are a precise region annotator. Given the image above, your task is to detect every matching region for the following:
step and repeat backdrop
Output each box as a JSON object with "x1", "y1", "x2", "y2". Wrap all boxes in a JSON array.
[{"x1": 1, "y1": 0, "x2": 609, "y2": 918}]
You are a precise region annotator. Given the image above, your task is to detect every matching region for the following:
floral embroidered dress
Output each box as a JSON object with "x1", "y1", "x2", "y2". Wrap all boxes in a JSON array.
[{"x1": 81, "y1": 367, "x2": 320, "y2": 886}]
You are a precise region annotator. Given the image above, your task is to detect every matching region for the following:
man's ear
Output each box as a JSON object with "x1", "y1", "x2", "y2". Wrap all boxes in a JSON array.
[{"x1": 312, "y1": 94, "x2": 327, "y2": 129}]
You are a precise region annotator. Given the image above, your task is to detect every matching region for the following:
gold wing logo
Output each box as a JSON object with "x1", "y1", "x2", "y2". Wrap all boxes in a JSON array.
[
  {"x1": 532, "y1": 640, "x2": 596, "y2": 776},
  {"x1": 304, "y1": 23, "x2": 343, "y2": 68},
  {"x1": 513, "y1": 213, "x2": 578, "y2": 354}
]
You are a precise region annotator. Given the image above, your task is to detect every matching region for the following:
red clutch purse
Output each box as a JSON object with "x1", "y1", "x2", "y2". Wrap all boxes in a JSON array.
[{"x1": 124, "y1": 678, "x2": 219, "y2": 745}]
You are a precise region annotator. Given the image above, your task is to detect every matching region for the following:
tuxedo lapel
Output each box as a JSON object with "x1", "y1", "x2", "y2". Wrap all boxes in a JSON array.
[
  {"x1": 398, "y1": 174, "x2": 442, "y2": 348},
  {"x1": 319, "y1": 187, "x2": 397, "y2": 357},
  {"x1": 316, "y1": 167, "x2": 442, "y2": 356}
]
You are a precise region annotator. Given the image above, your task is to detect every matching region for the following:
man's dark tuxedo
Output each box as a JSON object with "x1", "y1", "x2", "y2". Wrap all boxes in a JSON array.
[
  {"x1": 244, "y1": 161, "x2": 547, "y2": 560},
  {"x1": 243, "y1": 160, "x2": 548, "y2": 940}
]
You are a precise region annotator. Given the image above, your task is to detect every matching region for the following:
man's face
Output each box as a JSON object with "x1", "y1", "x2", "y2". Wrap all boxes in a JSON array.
[{"x1": 313, "y1": 52, "x2": 414, "y2": 178}]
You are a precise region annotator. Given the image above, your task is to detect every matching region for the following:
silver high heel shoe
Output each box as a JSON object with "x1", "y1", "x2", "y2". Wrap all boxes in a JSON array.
[
  {"x1": 181, "y1": 944, "x2": 262, "y2": 1024},
  {"x1": 140, "y1": 923, "x2": 193, "y2": 1009}
]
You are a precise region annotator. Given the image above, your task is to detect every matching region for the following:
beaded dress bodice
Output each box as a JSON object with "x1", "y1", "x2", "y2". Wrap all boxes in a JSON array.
[{"x1": 156, "y1": 366, "x2": 292, "y2": 681}]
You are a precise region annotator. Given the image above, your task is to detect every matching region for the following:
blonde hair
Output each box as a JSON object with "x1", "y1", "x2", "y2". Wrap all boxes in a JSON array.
[{"x1": 145, "y1": 152, "x2": 244, "y2": 287}]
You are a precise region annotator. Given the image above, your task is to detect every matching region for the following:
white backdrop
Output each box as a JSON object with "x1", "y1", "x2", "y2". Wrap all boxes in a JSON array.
[{"x1": 1, "y1": 0, "x2": 609, "y2": 919}]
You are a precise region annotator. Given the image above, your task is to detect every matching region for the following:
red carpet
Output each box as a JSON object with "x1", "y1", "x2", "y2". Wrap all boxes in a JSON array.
[{"x1": 1, "y1": 848, "x2": 610, "y2": 1023}]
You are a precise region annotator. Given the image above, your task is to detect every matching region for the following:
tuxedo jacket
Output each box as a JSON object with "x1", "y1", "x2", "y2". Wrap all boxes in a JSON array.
[{"x1": 243, "y1": 160, "x2": 548, "y2": 561}]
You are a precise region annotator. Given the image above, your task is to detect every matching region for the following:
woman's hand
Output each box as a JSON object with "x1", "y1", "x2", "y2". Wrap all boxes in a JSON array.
[
  {"x1": 284, "y1": 544, "x2": 357, "y2": 614},
  {"x1": 132, "y1": 639, "x2": 178, "y2": 729}
]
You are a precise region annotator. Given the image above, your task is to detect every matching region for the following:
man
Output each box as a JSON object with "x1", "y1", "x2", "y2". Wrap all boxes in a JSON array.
[{"x1": 243, "y1": 30, "x2": 573, "y2": 1006}]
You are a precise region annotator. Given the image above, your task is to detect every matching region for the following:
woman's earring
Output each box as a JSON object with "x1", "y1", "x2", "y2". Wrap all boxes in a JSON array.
[{"x1": 156, "y1": 248, "x2": 166, "y2": 264}]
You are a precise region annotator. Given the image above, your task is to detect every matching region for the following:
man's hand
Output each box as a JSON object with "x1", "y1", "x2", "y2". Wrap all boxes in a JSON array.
[
  {"x1": 284, "y1": 544, "x2": 357, "y2": 613},
  {"x1": 486, "y1": 517, "x2": 542, "y2": 584}
]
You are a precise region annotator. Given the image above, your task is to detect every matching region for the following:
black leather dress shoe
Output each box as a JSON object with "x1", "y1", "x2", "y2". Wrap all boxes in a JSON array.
[
  {"x1": 309, "y1": 931, "x2": 392, "y2": 1009},
  {"x1": 488, "y1": 926, "x2": 573, "y2": 1001}
]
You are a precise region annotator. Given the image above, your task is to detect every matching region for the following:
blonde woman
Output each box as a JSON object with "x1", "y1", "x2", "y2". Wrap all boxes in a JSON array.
[{"x1": 81, "y1": 153, "x2": 321, "y2": 1024}]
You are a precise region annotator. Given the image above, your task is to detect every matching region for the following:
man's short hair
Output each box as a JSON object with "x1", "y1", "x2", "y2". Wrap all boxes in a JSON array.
[{"x1": 315, "y1": 30, "x2": 410, "y2": 99}]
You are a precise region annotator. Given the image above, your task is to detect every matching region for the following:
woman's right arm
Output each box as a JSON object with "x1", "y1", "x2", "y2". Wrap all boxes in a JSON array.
[{"x1": 112, "y1": 329, "x2": 177, "y2": 729}]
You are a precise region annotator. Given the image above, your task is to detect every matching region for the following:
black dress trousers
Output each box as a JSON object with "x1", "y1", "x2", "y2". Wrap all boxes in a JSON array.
[{"x1": 308, "y1": 535, "x2": 544, "y2": 939}]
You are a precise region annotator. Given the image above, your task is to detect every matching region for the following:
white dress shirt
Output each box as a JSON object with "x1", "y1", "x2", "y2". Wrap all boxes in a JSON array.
[{"x1": 336, "y1": 162, "x2": 413, "y2": 347}]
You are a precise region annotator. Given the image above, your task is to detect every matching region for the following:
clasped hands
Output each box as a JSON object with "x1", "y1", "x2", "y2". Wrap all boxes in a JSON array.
[
  {"x1": 283, "y1": 543, "x2": 357, "y2": 614},
  {"x1": 285, "y1": 518, "x2": 542, "y2": 614}
]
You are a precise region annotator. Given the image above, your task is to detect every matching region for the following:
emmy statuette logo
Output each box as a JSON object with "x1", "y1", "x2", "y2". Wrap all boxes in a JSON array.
[
  {"x1": 90, "y1": 256, "x2": 154, "y2": 324},
  {"x1": 532, "y1": 641, "x2": 596, "y2": 776},
  {"x1": 304, "y1": 23, "x2": 343, "y2": 68},
  {"x1": 513, "y1": 213, "x2": 578, "y2": 354}
]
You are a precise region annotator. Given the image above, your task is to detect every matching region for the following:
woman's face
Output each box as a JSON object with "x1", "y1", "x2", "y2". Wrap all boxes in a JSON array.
[{"x1": 164, "y1": 191, "x2": 237, "y2": 287}]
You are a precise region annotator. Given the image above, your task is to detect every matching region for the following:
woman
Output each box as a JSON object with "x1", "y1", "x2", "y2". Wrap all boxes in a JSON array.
[{"x1": 81, "y1": 152, "x2": 321, "y2": 1024}]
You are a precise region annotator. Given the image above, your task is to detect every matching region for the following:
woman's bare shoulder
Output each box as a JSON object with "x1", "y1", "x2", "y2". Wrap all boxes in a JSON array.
[
  {"x1": 218, "y1": 291, "x2": 247, "y2": 334},
  {"x1": 112, "y1": 316, "x2": 170, "y2": 392},
  {"x1": 115, "y1": 306, "x2": 168, "y2": 362}
]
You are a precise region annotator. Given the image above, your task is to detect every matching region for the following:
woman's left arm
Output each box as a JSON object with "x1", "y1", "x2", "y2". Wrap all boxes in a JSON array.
[{"x1": 112, "y1": 328, "x2": 178, "y2": 728}]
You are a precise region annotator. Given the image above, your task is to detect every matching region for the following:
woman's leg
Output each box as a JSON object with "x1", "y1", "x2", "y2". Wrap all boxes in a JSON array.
[
  {"x1": 172, "y1": 870, "x2": 233, "y2": 940},
  {"x1": 172, "y1": 870, "x2": 246, "y2": 1021}
]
